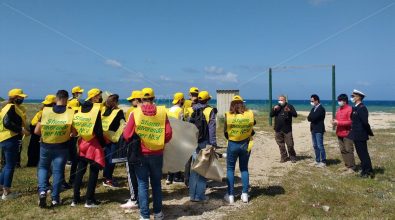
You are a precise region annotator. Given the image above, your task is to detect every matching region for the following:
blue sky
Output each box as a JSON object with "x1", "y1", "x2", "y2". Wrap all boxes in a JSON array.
[{"x1": 1, "y1": 0, "x2": 394, "y2": 100}]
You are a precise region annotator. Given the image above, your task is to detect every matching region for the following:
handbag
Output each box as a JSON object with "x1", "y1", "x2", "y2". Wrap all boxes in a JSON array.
[{"x1": 191, "y1": 145, "x2": 226, "y2": 182}]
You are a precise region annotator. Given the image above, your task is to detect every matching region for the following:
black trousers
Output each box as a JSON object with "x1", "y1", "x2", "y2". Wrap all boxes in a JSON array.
[
  {"x1": 73, "y1": 159, "x2": 100, "y2": 202},
  {"x1": 26, "y1": 125, "x2": 40, "y2": 167},
  {"x1": 354, "y1": 140, "x2": 373, "y2": 174},
  {"x1": 68, "y1": 137, "x2": 79, "y2": 184}
]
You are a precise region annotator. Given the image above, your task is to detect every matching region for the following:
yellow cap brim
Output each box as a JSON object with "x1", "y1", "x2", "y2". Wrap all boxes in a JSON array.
[
  {"x1": 172, "y1": 99, "x2": 179, "y2": 104},
  {"x1": 126, "y1": 97, "x2": 133, "y2": 101},
  {"x1": 42, "y1": 100, "x2": 52, "y2": 105},
  {"x1": 17, "y1": 94, "x2": 27, "y2": 98}
]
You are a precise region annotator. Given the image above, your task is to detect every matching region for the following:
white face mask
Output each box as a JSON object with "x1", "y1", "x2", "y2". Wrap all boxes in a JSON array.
[
  {"x1": 310, "y1": 101, "x2": 315, "y2": 106},
  {"x1": 76, "y1": 94, "x2": 82, "y2": 100},
  {"x1": 351, "y1": 97, "x2": 356, "y2": 103},
  {"x1": 278, "y1": 101, "x2": 285, "y2": 106},
  {"x1": 338, "y1": 101, "x2": 345, "y2": 107}
]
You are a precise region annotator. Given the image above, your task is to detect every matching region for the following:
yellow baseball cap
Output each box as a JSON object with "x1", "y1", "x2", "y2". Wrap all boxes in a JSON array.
[
  {"x1": 8, "y1": 88, "x2": 28, "y2": 98},
  {"x1": 71, "y1": 86, "x2": 84, "y2": 94},
  {"x1": 85, "y1": 88, "x2": 102, "y2": 101},
  {"x1": 42, "y1": 94, "x2": 56, "y2": 105},
  {"x1": 141, "y1": 88, "x2": 155, "y2": 99},
  {"x1": 232, "y1": 95, "x2": 243, "y2": 102},
  {"x1": 127, "y1": 90, "x2": 142, "y2": 101},
  {"x1": 172, "y1": 92, "x2": 184, "y2": 104},
  {"x1": 198, "y1": 91, "x2": 211, "y2": 101},
  {"x1": 189, "y1": 87, "x2": 199, "y2": 94}
]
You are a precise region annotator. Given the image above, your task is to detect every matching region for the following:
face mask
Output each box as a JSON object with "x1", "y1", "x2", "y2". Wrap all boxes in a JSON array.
[
  {"x1": 14, "y1": 99, "x2": 24, "y2": 105},
  {"x1": 76, "y1": 94, "x2": 82, "y2": 100},
  {"x1": 278, "y1": 101, "x2": 285, "y2": 106},
  {"x1": 310, "y1": 101, "x2": 315, "y2": 106},
  {"x1": 351, "y1": 97, "x2": 356, "y2": 103},
  {"x1": 338, "y1": 101, "x2": 345, "y2": 107}
]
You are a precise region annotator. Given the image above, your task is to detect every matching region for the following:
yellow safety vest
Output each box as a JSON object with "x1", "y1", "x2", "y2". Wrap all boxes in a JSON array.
[
  {"x1": 0, "y1": 104, "x2": 26, "y2": 142},
  {"x1": 183, "y1": 100, "x2": 193, "y2": 120},
  {"x1": 101, "y1": 108, "x2": 125, "y2": 143},
  {"x1": 73, "y1": 103, "x2": 101, "y2": 141},
  {"x1": 67, "y1": 98, "x2": 80, "y2": 111},
  {"x1": 134, "y1": 106, "x2": 166, "y2": 151},
  {"x1": 41, "y1": 107, "x2": 74, "y2": 144},
  {"x1": 167, "y1": 106, "x2": 183, "y2": 120},
  {"x1": 125, "y1": 106, "x2": 136, "y2": 122},
  {"x1": 226, "y1": 110, "x2": 254, "y2": 142},
  {"x1": 203, "y1": 107, "x2": 213, "y2": 123},
  {"x1": 31, "y1": 110, "x2": 43, "y2": 126}
]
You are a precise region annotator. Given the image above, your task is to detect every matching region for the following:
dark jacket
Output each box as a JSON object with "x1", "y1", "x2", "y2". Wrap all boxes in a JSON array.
[
  {"x1": 191, "y1": 103, "x2": 217, "y2": 146},
  {"x1": 348, "y1": 103, "x2": 374, "y2": 141},
  {"x1": 81, "y1": 101, "x2": 106, "y2": 147},
  {"x1": 3, "y1": 105, "x2": 23, "y2": 134},
  {"x1": 102, "y1": 108, "x2": 125, "y2": 132},
  {"x1": 307, "y1": 104, "x2": 326, "y2": 133},
  {"x1": 270, "y1": 103, "x2": 297, "y2": 133}
]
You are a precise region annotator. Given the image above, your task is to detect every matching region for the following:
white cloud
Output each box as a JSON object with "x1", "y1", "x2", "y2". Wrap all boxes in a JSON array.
[
  {"x1": 308, "y1": 0, "x2": 333, "y2": 6},
  {"x1": 206, "y1": 72, "x2": 238, "y2": 83},
  {"x1": 159, "y1": 75, "x2": 171, "y2": 81},
  {"x1": 204, "y1": 66, "x2": 225, "y2": 74},
  {"x1": 105, "y1": 59, "x2": 122, "y2": 68},
  {"x1": 356, "y1": 81, "x2": 371, "y2": 86}
]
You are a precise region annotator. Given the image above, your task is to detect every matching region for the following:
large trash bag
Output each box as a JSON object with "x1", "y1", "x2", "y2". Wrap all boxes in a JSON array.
[
  {"x1": 191, "y1": 145, "x2": 226, "y2": 182},
  {"x1": 163, "y1": 118, "x2": 198, "y2": 173}
]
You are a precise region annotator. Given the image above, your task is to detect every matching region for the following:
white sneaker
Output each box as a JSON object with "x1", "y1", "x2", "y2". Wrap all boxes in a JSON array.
[
  {"x1": 154, "y1": 211, "x2": 164, "y2": 220},
  {"x1": 309, "y1": 161, "x2": 319, "y2": 166},
  {"x1": 140, "y1": 216, "x2": 150, "y2": 220},
  {"x1": 224, "y1": 193, "x2": 234, "y2": 204},
  {"x1": 2, "y1": 192, "x2": 18, "y2": 200},
  {"x1": 120, "y1": 199, "x2": 138, "y2": 209},
  {"x1": 316, "y1": 162, "x2": 327, "y2": 168},
  {"x1": 241, "y1": 193, "x2": 249, "y2": 203}
]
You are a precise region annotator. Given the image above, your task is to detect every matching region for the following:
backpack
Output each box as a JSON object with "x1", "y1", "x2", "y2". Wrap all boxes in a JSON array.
[{"x1": 190, "y1": 107, "x2": 210, "y2": 143}]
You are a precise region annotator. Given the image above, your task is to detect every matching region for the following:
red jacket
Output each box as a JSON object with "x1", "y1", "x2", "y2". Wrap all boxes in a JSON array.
[
  {"x1": 335, "y1": 104, "x2": 352, "y2": 138},
  {"x1": 78, "y1": 137, "x2": 105, "y2": 168},
  {"x1": 123, "y1": 104, "x2": 172, "y2": 155}
]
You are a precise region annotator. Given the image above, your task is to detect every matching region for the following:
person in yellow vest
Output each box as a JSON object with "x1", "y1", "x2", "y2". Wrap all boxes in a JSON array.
[
  {"x1": 66, "y1": 86, "x2": 84, "y2": 188},
  {"x1": 188, "y1": 90, "x2": 217, "y2": 202},
  {"x1": 223, "y1": 95, "x2": 255, "y2": 204},
  {"x1": 183, "y1": 87, "x2": 199, "y2": 120},
  {"x1": 101, "y1": 94, "x2": 125, "y2": 188},
  {"x1": 165, "y1": 92, "x2": 185, "y2": 185},
  {"x1": 26, "y1": 95, "x2": 56, "y2": 167},
  {"x1": 34, "y1": 90, "x2": 76, "y2": 208},
  {"x1": 0, "y1": 88, "x2": 30, "y2": 200},
  {"x1": 72, "y1": 88, "x2": 106, "y2": 208},
  {"x1": 125, "y1": 90, "x2": 142, "y2": 121},
  {"x1": 123, "y1": 87, "x2": 172, "y2": 220},
  {"x1": 67, "y1": 86, "x2": 84, "y2": 110}
]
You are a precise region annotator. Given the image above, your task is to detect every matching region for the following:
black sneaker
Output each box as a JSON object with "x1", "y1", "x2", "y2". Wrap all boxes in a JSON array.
[
  {"x1": 51, "y1": 200, "x2": 61, "y2": 207},
  {"x1": 70, "y1": 197, "x2": 81, "y2": 207},
  {"x1": 85, "y1": 199, "x2": 101, "y2": 208},
  {"x1": 62, "y1": 182, "x2": 72, "y2": 190},
  {"x1": 39, "y1": 192, "x2": 47, "y2": 208},
  {"x1": 166, "y1": 174, "x2": 174, "y2": 185}
]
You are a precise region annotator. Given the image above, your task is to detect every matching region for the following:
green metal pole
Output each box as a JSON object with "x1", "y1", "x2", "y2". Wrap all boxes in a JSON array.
[
  {"x1": 332, "y1": 65, "x2": 336, "y2": 130},
  {"x1": 269, "y1": 68, "x2": 273, "y2": 126}
]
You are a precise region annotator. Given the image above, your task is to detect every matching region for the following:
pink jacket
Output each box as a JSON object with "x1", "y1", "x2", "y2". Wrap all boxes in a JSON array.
[{"x1": 335, "y1": 104, "x2": 352, "y2": 138}]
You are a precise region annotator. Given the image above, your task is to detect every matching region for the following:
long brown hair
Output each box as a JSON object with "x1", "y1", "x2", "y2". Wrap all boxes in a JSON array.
[{"x1": 229, "y1": 100, "x2": 247, "y2": 114}]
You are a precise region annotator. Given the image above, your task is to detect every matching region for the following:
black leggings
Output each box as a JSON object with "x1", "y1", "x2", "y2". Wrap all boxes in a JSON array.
[{"x1": 73, "y1": 158, "x2": 100, "y2": 202}]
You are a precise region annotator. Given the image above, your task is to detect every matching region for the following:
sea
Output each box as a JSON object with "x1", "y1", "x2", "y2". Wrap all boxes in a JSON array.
[{"x1": 23, "y1": 99, "x2": 395, "y2": 113}]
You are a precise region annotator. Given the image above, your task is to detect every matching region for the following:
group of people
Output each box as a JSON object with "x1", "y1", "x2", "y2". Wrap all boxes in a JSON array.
[
  {"x1": 0, "y1": 86, "x2": 255, "y2": 220},
  {"x1": 270, "y1": 90, "x2": 374, "y2": 178}
]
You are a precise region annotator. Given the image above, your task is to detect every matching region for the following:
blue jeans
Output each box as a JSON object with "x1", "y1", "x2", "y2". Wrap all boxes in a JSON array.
[
  {"x1": 227, "y1": 139, "x2": 250, "y2": 195},
  {"x1": 0, "y1": 137, "x2": 19, "y2": 188},
  {"x1": 103, "y1": 143, "x2": 116, "y2": 180},
  {"x1": 311, "y1": 132, "x2": 326, "y2": 163},
  {"x1": 189, "y1": 141, "x2": 208, "y2": 201},
  {"x1": 134, "y1": 154, "x2": 163, "y2": 219},
  {"x1": 37, "y1": 144, "x2": 68, "y2": 202}
]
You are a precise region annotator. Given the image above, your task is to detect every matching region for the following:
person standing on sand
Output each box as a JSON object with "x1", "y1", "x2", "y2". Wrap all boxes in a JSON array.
[
  {"x1": 0, "y1": 88, "x2": 30, "y2": 200},
  {"x1": 224, "y1": 95, "x2": 255, "y2": 204},
  {"x1": 307, "y1": 94, "x2": 327, "y2": 168},
  {"x1": 35, "y1": 90, "x2": 76, "y2": 208},
  {"x1": 270, "y1": 95, "x2": 298, "y2": 163},
  {"x1": 347, "y1": 89, "x2": 374, "y2": 178},
  {"x1": 332, "y1": 94, "x2": 356, "y2": 174},
  {"x1": 123, "y1": 88, "x2": 172, "y2": 220}
]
